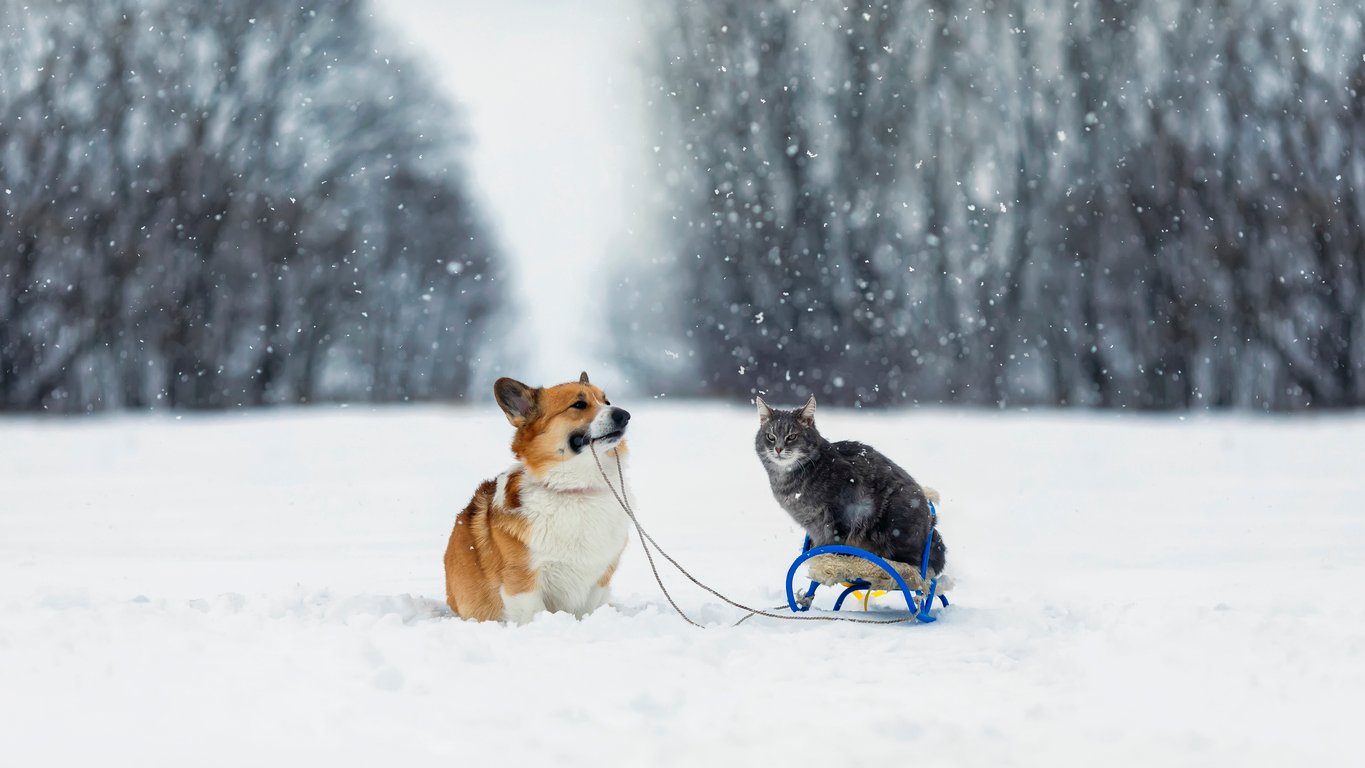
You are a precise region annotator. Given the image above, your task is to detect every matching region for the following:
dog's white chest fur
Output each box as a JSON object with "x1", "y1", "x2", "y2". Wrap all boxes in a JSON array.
[
  {"x1": 524, "y1": 485, "x2": 627, "y2": 600},
  {"x1": 496, "y1": 453, "x2": 630, "y2": 622}
]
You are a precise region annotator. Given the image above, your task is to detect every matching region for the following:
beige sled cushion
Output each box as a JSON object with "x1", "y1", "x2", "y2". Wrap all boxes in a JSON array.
[{"x1": 806, "y1": 553, "x2": 952, "y2": 593}]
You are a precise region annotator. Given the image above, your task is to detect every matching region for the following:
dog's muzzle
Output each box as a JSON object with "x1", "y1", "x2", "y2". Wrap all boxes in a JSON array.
[
  {"x1": 592, "y1": 407, "x2": 630, "y2": 444},
  {"x1": 570, "y1": 407, "x2": 630, "y2": 452}
]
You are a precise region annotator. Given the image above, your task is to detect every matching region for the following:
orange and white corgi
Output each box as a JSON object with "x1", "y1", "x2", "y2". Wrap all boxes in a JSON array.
[{"x1": 443, "y1": 372, "x2": 631, "y2": 623}]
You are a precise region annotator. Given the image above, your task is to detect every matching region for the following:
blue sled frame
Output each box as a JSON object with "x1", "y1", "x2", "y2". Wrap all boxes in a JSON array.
[{"x1": 784, "y1": 502, "x2": 950, "y2": 623}]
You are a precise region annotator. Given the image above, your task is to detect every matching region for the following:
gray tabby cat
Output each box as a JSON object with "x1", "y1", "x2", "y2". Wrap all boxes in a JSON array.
[{"x1": 755, "y1": 395, "x2": 946, "y2": 575}]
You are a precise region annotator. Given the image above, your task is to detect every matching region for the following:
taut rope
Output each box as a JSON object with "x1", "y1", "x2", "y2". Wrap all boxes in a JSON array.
[{"x1": 590, "y1": 444, "x2": 922, "y2": 627}]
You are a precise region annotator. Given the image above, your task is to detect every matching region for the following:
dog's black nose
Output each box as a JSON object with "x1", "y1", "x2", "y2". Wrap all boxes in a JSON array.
[{"x1": 611, "y1": 408, "x2": 630, "y2": 427}]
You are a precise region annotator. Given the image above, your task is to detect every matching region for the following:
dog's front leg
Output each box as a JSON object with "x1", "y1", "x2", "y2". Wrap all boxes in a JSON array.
[
  {"x1": 575, "y1": 555, "x2": 620, "y2": 618},
  {"x1": 499, "y1": 586, "x2": 546, "y2": 625},
  {"x1": 576, "y1": 584, "x2": 611, "y2": 618}
]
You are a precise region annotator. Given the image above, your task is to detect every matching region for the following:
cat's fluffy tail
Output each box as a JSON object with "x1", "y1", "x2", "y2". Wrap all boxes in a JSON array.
[{"x1": 923, "y1": 486, "x2": 941, "y2": 505}]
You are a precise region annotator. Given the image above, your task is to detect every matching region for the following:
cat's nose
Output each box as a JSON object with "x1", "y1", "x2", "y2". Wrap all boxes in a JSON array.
[{"x1": 774, "y1": 447, "x2": 783, "y2": 455}]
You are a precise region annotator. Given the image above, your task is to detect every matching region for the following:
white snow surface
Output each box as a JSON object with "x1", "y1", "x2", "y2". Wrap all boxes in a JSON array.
[{"x1": 3, "y1": 405, "x2": 1363, "y2": 766}]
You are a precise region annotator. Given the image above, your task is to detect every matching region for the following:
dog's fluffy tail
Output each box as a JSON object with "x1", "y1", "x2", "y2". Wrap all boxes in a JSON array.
[{"x1": 923, "y1": 486, "x2": 942, "y2": 505}]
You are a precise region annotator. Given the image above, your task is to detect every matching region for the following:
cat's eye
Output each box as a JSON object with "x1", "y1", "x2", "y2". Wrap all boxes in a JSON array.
[
  {"x1": 785, "y1": 435, "x2": 796, "y2": 444},
  {"x1": 765, "y1": 433, "x2": 775, "y2": 443},
  {"x1": 570, "y1": 401, "x2": 588, "y2": 410}
]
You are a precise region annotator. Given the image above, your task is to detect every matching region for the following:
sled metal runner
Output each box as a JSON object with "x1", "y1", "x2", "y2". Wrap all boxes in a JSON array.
[{"x1": 784, "y1": 501, "x2": 949, "y2": 623}]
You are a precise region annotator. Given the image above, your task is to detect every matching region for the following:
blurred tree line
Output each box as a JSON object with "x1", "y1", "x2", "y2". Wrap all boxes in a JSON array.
[
  {"x1": 0, "y1": 0, "x2": 503, "y2": 412},
  {"x1": 620, "y1": 0, "x2": 1365, "y2": 409}
]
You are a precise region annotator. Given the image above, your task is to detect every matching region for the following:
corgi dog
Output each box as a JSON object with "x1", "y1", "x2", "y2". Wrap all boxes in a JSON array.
[{"x1": 443, "y1": 372, "x2": 632, "y2": 623}]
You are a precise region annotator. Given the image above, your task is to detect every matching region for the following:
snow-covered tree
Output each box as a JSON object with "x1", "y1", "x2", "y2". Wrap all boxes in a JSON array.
[
  {"x1": 0, "y1": 0, "x2": 503, "y2": 412},
  {"x1": 626, "y1": 0, "x2": 1365, "y2": 409}
]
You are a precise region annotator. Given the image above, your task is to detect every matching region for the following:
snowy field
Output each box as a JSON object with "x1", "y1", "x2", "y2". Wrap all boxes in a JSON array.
[{"x1": 2, "y1": 403, "x2": 1363, "y2": 766}]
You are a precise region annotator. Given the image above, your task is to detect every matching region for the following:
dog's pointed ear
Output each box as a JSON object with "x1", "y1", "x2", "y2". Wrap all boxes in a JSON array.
[
  {"x1": 756, "y1": 396, "x2": 774, "y2": 424},
  {"x1": 494, "y1": 378, "x2": 538, "y2": 427},
  {"x1": 579, "y1": 371, "x2": 590, "y2": 385},
  {"x1": 796, "y1": 394, "x2": 817, "y2": 426}
]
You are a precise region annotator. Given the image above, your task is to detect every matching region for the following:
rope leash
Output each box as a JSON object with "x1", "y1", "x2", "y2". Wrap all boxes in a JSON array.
[{"x1": 590, "y1": 444, "x2": 922, "y2": 627}]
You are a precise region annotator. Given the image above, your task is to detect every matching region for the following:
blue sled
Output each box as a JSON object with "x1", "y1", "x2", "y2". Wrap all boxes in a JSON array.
[{"x1": 784, "y1": 502, "x2": 949, "y2": 623}]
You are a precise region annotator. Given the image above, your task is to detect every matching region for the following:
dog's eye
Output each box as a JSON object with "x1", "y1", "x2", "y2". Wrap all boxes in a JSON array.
[
  {"x1": 604, "y1": 399, "x2": 611, "y2": 406},
  {"x1": 765, "y1": 433, "x2": 776, "y2": 443},
  {"x1": 570, "y1": 401, "x2": 588, "y2": 410}
]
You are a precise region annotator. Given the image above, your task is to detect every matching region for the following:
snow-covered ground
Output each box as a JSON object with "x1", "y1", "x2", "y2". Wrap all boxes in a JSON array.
[{"x1": 2, "y1": 404, "x2": 1363, "y2": 766}]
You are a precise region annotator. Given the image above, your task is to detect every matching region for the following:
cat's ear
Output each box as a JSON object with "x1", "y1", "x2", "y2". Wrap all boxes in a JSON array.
[
  {"x1": 494, "y1": 377, "x2": 538, "y2": 427},
  {"x1": 796, "y1": 395, "x2": 817, "y2": 426},
  {"x1": 756, "y1": 396, "x2": 774, "y2": 424}
]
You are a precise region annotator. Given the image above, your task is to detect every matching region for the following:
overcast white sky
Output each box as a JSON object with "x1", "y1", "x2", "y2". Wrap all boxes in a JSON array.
[{"x1": 376, "y1": 0, "x2": 650, "y2": 387}]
